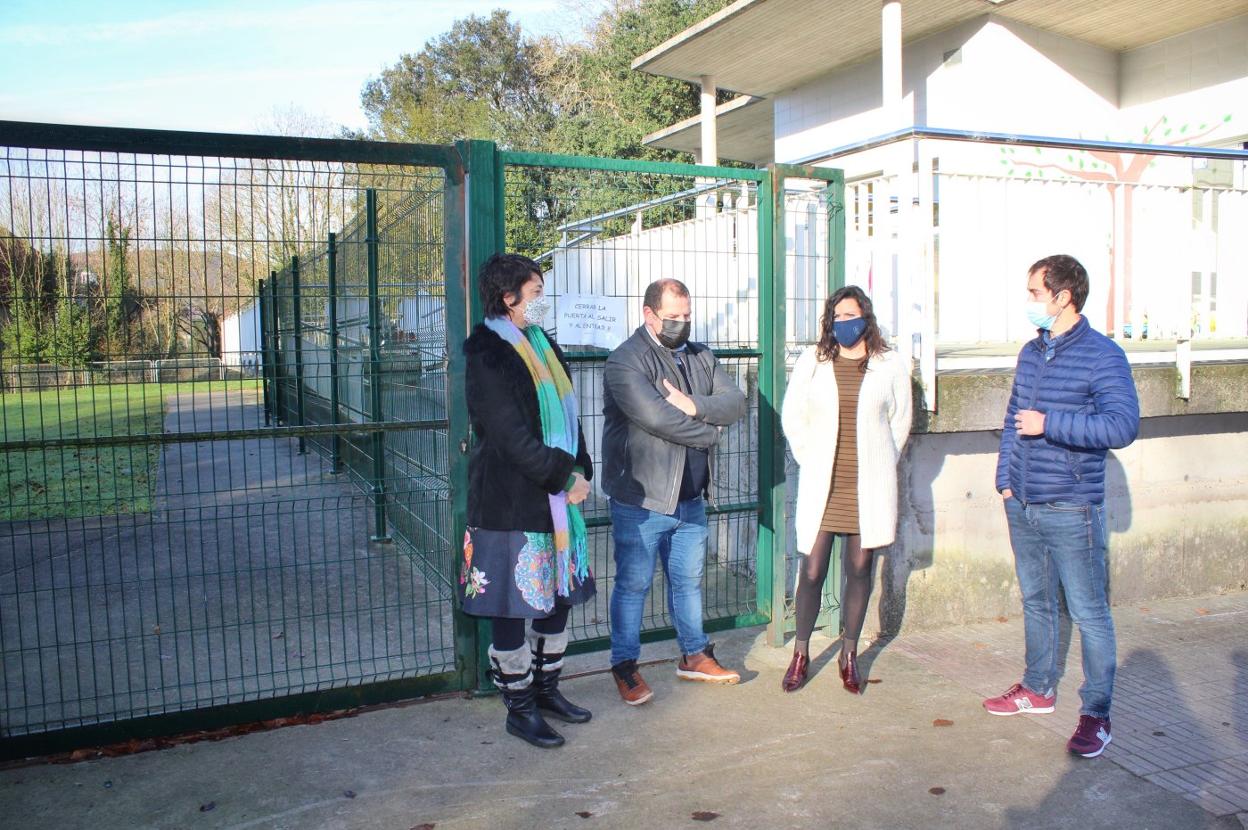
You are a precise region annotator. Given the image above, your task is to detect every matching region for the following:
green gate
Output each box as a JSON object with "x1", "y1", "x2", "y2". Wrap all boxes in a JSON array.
[{"x1": 0, "y1": 121, "x2": 845, "y2": 757}]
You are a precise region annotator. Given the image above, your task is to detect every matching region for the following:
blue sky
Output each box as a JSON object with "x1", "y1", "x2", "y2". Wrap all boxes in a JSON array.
[{"x1": 0, "y1": 0, "x2": 588, "y2": 134}]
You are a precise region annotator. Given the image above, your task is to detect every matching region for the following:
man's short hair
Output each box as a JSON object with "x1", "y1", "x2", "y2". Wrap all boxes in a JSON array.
[
  {"x1": 1029, "y1": 254, "x2": 1089, "y2": 312},
  {"x1": 643, "y1": 278, "x2": 690, "y2": 314}
]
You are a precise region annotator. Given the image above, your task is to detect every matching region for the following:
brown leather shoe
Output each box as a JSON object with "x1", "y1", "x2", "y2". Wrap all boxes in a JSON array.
[
  {"x1": 781, "y1": 651, "x2": 809, "y2": 693},
  {"x1": 611, "y1": 660, "x2": 654, "y2": 705},
  {"x1": 839, "y1": 648, "x2": 862, "y2": 695},
  {"x1": 676, "y1": 644, "x2": 740, "y2": 684}
]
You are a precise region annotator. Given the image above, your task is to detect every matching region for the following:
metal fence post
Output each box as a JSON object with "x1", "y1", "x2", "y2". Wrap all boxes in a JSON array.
[
  {"x1": 826, "y1": 170, "x2": 846, "y2": 293},
  {"x1": 290, "y1": 255, "x2": 307, "y2": 454},
  {"x1": 326, "y1": 232, "x2": 344, "y2": 473},
  {"x1": 269, "y1": 271, "x2": 284, "y2": 425},
  {"x1": 258, "y1": 279, "x2": 271, "y2": 425},
  {"x1": 759, "y1": 169, "x2": 788, "y2": 648},
  {"x1": 453, "y1": 139, "x2": 504, "y2": 692},
  {"x1": 365, "y1": 189, "x2": 390, "y2": 542}
]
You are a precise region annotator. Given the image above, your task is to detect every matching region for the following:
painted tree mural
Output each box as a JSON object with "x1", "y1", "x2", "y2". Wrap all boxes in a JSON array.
[{"x1": 1001, "y1": 113, "x2": 1234, "y2": 335}]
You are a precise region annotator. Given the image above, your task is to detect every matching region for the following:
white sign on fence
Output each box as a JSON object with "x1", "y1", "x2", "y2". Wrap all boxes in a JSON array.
[{"x1": 556, "y1": 294, "x2": 629, "y2": 349}]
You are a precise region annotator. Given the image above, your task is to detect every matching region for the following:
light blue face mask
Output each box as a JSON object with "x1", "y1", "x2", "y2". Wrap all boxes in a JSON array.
[{"x1": 1025, "y1": 301, "x2": 1057, "y2": 330}]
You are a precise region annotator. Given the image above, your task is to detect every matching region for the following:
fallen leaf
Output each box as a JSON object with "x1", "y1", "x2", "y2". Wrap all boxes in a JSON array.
[
  {"x1": 1139, "y1": 607, "x2": 1150, "y2": 612},
  {"x1": 933, "y1": 719, "x2": 954, "y2": 727},
  {"x1": 973, "y1": 642, "x2": 987, "y2": 650},
  {"x1": 867, "y1": 678, "x2": 882, "y2": 684},
  {"x1": 199, "y1": 802, "x2": 216, "y2": 813},
  {"x1": 929, "y1": 787, "x2": 946, "y2": 795},
  {"x1": 576, "y1": 811, "x2": 593, "y2": 818},
  {"x1": 152, "y1": 625, "x2": 161, "y2": 635},
  {"x1": 1196, "y1": 608, "x2": 1209, "y2": 616},
  {"x1": 692, "y1": 812, "x2": 720, "y2": 822},
  {"x1": 343, "y1": 790, "x2": 356, "y2": 799},
  {"x1": 996, "y1": 616, "x2": 1008, "y2": 623}
]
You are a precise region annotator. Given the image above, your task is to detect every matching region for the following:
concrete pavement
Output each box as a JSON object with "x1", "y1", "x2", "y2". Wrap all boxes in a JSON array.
[{"x1": 2, "y1": 591, "x2": 1246, "y2": 829}]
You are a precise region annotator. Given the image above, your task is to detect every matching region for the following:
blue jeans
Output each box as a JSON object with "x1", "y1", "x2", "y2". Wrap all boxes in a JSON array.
[
  {"x1": 1005, "y1": 497, "x2": 1116, "y2": 718},
  {"x1": 609, "y1": 498, "x2": 709, "y2": 665}
]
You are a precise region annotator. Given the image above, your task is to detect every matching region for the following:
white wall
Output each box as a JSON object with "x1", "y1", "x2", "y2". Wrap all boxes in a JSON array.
[
  {"x1": 776, "y1": 13, "x2": 1248, "y2": 163},
  {"x1": 221, "y1": 302, "x2": 262, "y2": 368},
  {"x1": 774, "y1": 15, "x2": 1121, "y2": 165},
  {"x1": 547, "y1": 190, "x2": 832, "y2": 351},
  {"x1": 937, "y1": 18, "x2": 1118, "y2": 136},
  {"x1": 1120, "y1": 14, "x2": 1248, "y2": 117}
]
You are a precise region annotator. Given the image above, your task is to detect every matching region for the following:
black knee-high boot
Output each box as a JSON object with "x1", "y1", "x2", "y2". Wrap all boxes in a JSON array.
[
  {"x1": 528, "y1": 628, "x2": 591, "y2": 724},
  {"x1": 490, "y1": 644, "x2": 564, "y2": 748}
]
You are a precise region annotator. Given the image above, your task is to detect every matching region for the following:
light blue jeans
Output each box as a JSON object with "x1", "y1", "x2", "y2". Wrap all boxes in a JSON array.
[
  {"x1": 609, "y1": 498, "x2": 709, "y2": 666},
  {"x1": 1005, "y1": 497, "x2": 1117, "y2": 718}
]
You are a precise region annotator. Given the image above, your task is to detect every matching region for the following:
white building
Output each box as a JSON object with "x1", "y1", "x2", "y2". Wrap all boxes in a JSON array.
[
  {"x1": 221, "y1": 302, "x2": 262, "y2": 371},
  {"x1": 631, "y1": 0, "x2": 1248, "y2": 383}
]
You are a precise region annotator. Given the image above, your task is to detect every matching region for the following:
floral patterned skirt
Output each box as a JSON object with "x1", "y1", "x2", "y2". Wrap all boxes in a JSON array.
[{"x1": 461, "y1": 527, "x2": 596, "y2": 619}]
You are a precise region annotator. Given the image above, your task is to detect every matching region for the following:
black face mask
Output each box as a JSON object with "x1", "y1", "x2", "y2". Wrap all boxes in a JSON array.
[{"x1": 657, "y1": 318, "x2": 691, "y2": 350}]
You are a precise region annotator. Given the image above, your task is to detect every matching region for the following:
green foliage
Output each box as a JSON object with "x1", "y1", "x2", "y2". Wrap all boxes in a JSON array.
[
  {"x1": 360, "y1": 1, "x2": 736, "y2": 160},
  {"x1": 545, "y1": 0, "x2": 735, "y2": 161},
  {"x1": 361, "y1": 9, "x2": 552, "y2": 148},
  {"x1": 0, "y1": 233, "x2": 57, "y2": 364},
  {"x1": 104, "y1": 213, "x2": 134, "y2": 354},
  {"x1": 0, "y1": 296, "x2": 50, "y2": 363},
  {"x1": 48, "y1": 295, "x2": 94, "y2": 367}
]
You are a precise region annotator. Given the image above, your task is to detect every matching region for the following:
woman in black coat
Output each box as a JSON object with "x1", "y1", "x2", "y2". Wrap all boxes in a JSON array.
[{"x1": 461, "y1": 253, "x2": 594, "y2": 748}]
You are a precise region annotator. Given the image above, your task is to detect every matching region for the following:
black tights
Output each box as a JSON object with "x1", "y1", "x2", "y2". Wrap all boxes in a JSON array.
[
  {"x1": 793, "y1": 531, "x2": 874, "y2": 654},
  {"x1": 491, "y1": 604, "x2": 571, "y2": 652}
]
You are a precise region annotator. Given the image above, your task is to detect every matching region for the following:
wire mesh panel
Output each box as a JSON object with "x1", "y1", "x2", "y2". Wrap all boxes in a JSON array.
[
  {"x1": 776, "y1": 174, "x2": 844, "y2": 638},
  {"x1": 0, "y1": 126, "x2": 461, "y2": 748},
  {"x1": 500, "y1": 155, "x2": 772, "y2": 649}
]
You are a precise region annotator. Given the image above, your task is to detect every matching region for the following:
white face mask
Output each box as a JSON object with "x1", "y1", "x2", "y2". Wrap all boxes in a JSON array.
[{"x1": 522, "y1": 295, "x2": 551, "y2": 326}]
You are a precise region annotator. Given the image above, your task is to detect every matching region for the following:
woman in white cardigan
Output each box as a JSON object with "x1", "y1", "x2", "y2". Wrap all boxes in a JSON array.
[{"x1": 780, "y1": 285, "x2": 912, "y2": 694}]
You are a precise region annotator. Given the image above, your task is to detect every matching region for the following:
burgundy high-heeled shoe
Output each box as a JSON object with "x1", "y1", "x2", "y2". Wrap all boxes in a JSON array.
[
  {"x1": 781, "y1": 651, "x2": 809, "y2": 692},
  {"x1": 838, "y1": 648, "x2": 862, "y2": 695}
]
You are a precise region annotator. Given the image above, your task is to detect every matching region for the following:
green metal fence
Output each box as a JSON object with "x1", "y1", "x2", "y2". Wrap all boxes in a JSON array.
[
  {"x1": 769, "y1": 164, "x2": 847, "y2": 645},
  {"x1": 0, "y1": 123, "x2": 469, "y2": 758},
  {"x1": 0, "y1": 120, "x2": 846, "y2": 757}
]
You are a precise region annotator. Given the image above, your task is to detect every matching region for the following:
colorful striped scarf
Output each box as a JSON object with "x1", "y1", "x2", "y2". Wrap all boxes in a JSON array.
[{"x1": 483, "y1": 316, "x2": 589, "y2": 595}]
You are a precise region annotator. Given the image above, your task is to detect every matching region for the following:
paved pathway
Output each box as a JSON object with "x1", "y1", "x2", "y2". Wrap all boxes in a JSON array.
[
  {"x1": 2, "y1": 591, "x2": 1245, "y2": 829},
  {"x1": 894, "y1": 591, "x2": 1248, "y2": 817},
  {"x1": 0, "y1": 389, "x2": 449, "y2": 737}
]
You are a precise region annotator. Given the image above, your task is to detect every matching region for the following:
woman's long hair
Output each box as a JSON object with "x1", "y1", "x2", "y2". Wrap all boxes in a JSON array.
[{"x1": 815, "y1": 285, "x2": 889, "y2": 368}]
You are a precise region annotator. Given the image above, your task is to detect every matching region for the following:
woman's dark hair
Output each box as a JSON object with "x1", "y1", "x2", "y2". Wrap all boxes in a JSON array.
[
  {"x1": 816, "y1": 284, "x2": 889, "y2": 368},
  {"x1": 479, "y1": 253, "x2": 543, "y2": 319}
]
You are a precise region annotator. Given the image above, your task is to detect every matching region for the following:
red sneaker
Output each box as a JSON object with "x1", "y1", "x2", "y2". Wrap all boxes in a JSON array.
[
  {"x1": 982, "y1": 683, "x2": 1055, "y2": 716},
  {"x1": 1067, "y1": 715, "x2": 1112, "y2": 758}
]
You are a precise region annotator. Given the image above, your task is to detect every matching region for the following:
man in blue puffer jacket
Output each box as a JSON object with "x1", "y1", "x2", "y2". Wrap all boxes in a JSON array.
[{"x1": 982, "y1": 254, "x2": 1140, "y2": 759}]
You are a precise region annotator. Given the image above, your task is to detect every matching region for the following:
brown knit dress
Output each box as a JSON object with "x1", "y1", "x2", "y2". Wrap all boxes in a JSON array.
[{"x1": 820, "y1": 355, "x2": 866, "y2": 534}]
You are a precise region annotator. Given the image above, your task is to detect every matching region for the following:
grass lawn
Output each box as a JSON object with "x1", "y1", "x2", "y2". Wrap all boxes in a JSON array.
[{"x1": 1, "y1": 380, "x2": 261, "y2": 521}]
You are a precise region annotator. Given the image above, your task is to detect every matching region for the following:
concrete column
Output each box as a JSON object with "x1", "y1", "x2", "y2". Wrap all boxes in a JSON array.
[
  {"x1": 882, "y1": 0, "x2": 902, "y2": 125},
  {"x1": 698, "y1": 75, "x2": 718, "y2": 218},
  {"x1": 699, "y1": 75, "x2": 717, "y2": 166}
]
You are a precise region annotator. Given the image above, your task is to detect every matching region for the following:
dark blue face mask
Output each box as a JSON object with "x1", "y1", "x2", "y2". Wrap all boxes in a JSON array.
[{"x1": 833, "y1": 317, "x2": 868, "y2": 348}]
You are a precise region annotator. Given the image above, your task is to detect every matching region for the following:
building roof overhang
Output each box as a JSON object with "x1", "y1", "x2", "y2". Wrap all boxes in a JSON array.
[
  {"x1": 642, "y1": 95, "x2": 774, "y2": 165},
  {"x1": 633, "y1": 0, "x2": 1248, "y2": 97}
]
